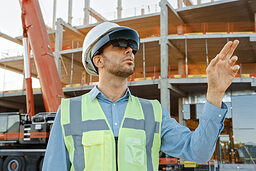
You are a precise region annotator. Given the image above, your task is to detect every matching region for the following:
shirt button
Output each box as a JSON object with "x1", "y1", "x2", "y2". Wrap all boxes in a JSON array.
[
  {"x1": 218, "y1": 114, "x2": 222, "y2": 118},
  {"x1": 114, "y1": 123, "x2": 118, "y2": 126},
  {"x1": 113, "y1": 103, "x2": 115, "y2": 106}
]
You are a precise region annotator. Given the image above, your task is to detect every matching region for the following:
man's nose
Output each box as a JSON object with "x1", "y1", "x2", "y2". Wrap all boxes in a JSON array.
[{"x1": 124, "y1": 47, "x2": 133, "y2": 55}]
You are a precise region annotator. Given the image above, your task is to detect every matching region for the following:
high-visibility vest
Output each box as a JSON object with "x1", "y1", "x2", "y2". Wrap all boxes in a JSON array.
[{"x1": 60, "y1": 93, "x2": 162, "y2": 171}]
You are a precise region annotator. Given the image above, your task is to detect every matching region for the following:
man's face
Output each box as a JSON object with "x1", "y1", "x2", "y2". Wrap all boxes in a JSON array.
[{"x1": 100, "y1": 44, "x2": 135, "y2": 78}]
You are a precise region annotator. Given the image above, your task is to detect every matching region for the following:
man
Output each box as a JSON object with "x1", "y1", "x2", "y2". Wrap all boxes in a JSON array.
[{"x1": 43, "y1": 22, "x2": 240, "y2": 171}]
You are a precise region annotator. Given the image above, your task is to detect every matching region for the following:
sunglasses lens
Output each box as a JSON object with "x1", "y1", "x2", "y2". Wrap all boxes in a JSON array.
[
  {"x1": 118, "y1": 41, "x2": 128, "y2": 48},
  {"x1": 110, "y1": 40, "x2": 138, "y2": 52}
]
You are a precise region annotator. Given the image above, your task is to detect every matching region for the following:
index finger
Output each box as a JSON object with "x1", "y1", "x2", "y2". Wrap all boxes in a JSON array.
[
  {"x1": 225, "y1": 40, "x2": 239, "y2": 60},
  {"x1": 218, "y1": 41, "x2": 233, "y2": 59}
]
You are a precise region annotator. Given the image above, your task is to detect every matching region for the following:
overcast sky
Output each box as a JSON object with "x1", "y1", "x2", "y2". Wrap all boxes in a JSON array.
[
  {"x1": 0, "y1": 0, "x2": 166, "y2": 91},
  {"x1": 0, "y1": 0, "x2": 214, "y2": 91}
]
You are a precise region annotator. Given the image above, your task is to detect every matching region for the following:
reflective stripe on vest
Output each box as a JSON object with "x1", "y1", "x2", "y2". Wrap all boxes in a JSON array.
[{"x1": 60, "y1": 93, "x2": 162, "y2": 171}]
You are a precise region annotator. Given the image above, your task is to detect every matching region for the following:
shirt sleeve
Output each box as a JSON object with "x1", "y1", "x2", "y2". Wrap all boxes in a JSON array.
[
  {"x1": 160, "y1": 101, "x2": 228, "y2": 163},
  {"x1": 42, "y1": 106, "x2": 71, "y2": 171}
]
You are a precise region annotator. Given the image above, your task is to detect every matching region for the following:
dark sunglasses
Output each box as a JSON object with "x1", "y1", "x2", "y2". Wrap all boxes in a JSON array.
[{"x1": 95, "y1": 39, "x2": 138, "y2": 56}]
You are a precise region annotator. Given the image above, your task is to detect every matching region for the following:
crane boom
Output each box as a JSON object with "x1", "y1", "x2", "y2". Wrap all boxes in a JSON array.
[{"x1": 21, "y1": 0, "x2": 64, "y2": 112}]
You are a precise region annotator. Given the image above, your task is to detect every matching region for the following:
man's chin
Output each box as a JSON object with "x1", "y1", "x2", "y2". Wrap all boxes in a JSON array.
[{"x1": 113, "y1": 69, "x2": 134, "y2": 78}]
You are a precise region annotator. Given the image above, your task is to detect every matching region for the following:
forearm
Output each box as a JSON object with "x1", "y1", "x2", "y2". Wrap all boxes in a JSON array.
[{"x1": 161, "y1": 102, "x2": 227, "y2": 163}]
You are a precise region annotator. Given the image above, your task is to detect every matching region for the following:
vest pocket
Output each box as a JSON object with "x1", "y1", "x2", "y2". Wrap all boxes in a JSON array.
[
  {"x1": 82, "y1": 131, "x2": 104, "y2": 171},
  {"x1": 125, "y1": 137, "x2": 145, "y2": 166}
]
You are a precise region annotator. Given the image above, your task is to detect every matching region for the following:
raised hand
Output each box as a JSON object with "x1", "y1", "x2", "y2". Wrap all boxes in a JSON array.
[{"x1": 206, "y1": 40, "x2": 240, "y2": 107}]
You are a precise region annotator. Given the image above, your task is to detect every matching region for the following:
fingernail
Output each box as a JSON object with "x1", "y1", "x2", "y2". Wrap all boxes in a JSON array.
[
  {"x1": 235, "y1": 65, "x2": 240, "y2": 70},
  {"x1": 233, "y1": 56, "x2": 238, "y2": 60}
]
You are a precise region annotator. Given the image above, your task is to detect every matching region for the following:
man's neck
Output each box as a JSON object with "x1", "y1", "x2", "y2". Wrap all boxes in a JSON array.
[{"x1": 98, "y1": 73, "x2": 128, "y2": 102}]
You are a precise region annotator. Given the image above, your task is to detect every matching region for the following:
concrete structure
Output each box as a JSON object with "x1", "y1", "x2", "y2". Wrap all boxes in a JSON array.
[{"x1": 0, "y1": 0, "x2": 256, "y2": 165}]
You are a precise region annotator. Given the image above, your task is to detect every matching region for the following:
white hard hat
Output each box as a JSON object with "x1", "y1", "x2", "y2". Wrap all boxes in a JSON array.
[{"x1": 82, "y1": 22, "x2": 140, "y2": 75}]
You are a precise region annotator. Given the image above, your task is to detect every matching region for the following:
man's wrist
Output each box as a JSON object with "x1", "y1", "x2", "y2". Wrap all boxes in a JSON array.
[{"x1": 206, "y1": 89, "x2": 224, "y2": 108}]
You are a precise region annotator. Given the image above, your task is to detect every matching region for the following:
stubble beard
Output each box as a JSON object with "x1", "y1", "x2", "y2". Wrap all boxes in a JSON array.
[{"x1": 103, "y1": 55, "x2": 135, "y2": 78}]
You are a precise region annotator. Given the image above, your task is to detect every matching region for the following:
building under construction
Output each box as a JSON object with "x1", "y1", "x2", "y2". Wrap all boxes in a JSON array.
[{"x1": 0, "y1": 0, "x2": 255, "y2": 170}]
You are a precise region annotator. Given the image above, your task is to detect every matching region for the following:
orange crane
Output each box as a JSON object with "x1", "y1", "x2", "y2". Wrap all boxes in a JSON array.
[
  {"x1": 0, "y1": 0, "x2": 65, "y2": 170},
  {"x1": 21, "y1": 0, "x2": 64, "y2": 114}
]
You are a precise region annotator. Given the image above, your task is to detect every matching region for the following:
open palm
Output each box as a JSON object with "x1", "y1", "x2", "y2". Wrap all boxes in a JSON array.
[{"x1": 206, "y1": 40, "x2": 240, "y2": 94}]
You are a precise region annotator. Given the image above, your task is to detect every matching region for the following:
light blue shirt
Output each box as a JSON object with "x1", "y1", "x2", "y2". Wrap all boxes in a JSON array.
[{"x1": 43, "y1": 86, "x2": 227, "y2": 171}]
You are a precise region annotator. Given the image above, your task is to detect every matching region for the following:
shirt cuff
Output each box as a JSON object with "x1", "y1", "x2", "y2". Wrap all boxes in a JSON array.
[{"x1": 200, "y1": 100, "x2": 228, "y2": 123}]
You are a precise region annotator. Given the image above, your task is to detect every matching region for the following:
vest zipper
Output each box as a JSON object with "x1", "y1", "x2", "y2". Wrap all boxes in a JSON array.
[{"x1": 115, "y1": 137, "x2": 118, "y2": 171}]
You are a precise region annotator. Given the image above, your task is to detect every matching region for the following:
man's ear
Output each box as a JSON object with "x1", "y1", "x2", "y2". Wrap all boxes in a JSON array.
[{"x1": 93, "y1": 55, "x2": 103, "y2": 69}]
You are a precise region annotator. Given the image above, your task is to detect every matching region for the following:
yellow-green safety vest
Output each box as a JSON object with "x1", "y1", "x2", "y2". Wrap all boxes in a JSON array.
[{"x1": 60, "y1": 93, "x2": 162, "y2": 171}]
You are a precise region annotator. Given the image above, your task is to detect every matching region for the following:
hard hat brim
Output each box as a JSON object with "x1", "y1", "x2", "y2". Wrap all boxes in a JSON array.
[{"x1": 91, "y1": 28, "x2": 140, "y2": 59}]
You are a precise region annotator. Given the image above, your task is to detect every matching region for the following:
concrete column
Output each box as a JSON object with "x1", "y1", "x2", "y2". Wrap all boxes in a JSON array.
[
  {"x1": 205, "y1": 39, "x2": 209, "y2": 66},
  {"x1": 178, "y1": 58, "x2": 185, "y2": 75},
  {"x1": 177, "y1": 25, "x2": 184, "y2": 34},
  {"x1": 143, "y1": 43, "x2": 146, "y2": 79},
  {"x1": 177, "y1": 0, "x2": 182, "y2": 8},
  {"x1": 141, "y1": 8, "x2": 145, "y2": 15},
  {"x1": 159, "y1": 0, "x2": 170, "y2": 113},
  {"x1": 254, "y1": 13, "x2": 256, "y2": 32},
  {"x1": 52, "y1": 0, "x2": 57, "y2": 29},
  {"x1": 54, "y1": 18, "x2": 63, "y2": 77},
  {"x1": 178, "y1": 98, "x2": 185, "y2": 125},
  {"x1": 185, "y1": 39, "x2": 188, "y2": 77},
  {"x1": 70, "y1": 40, "x2": 74, "y2": 85},
  {"x1": 117, "y1": 0, "x2": 122, "y2": 19},
  {"x1": 84, "y1": 0, "x2": 90, "y2": 25},
  {"x1": 68, "y1": 0, "x2": 73, "y2": 25}
]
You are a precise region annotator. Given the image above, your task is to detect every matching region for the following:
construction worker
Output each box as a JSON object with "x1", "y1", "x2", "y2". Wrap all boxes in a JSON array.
[{"x1": 42, "y1": 22, "x2": 240, "y2": 171}]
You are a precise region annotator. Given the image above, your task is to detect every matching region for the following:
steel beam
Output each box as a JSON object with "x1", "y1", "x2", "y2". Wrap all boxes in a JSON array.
[
  {"x1": 76, "y1": 13, "x2": 159, "y2": 30},
  {"x1": 0, "y1": 32, "x2": 22, "y2": 45},
  {"x1": 58, "y1": 18, "x2": 84, "y2": 38},
  {"x1": 60, "y1": 48, "x2": 83, "y2": 54},
  {"x1": 168, "y1": 40, "x2": 184, "y2": 60},
  {"x1": 166, "y1": 1, "x2": 184, "y2": 25},
  {"x1": 0, "y1": 99, "x2": 25, "y2": 110},
  {"x1": 168, "y1": 84, "x2": 185, "y2": 97},
  {"x1": 61, "y1": 54, "x2": 84, "y2": 69},
  {"x1": 167, "y1": 33, "x2": 256, "y2": 39},
  {"x1": 140, "y1": 37, "x2": 160, "y2": 43},
  {"x1": 88, "y1": 8, "x2": 107, "y2": 22},
  {"x1": 159, "y1": 0, "x2": 170, "y2": 113},
  {"x1": 176, "y1": 0, "x2": 238, "y2": 11},
  {"x1": 169, "y1": 77, "x2": 255, "y2": 84}
]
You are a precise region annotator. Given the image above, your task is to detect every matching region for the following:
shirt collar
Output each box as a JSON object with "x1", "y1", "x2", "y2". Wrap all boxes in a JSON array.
[{"x1": 89, "y1": 86, "x2": 132, "y2": 102}]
